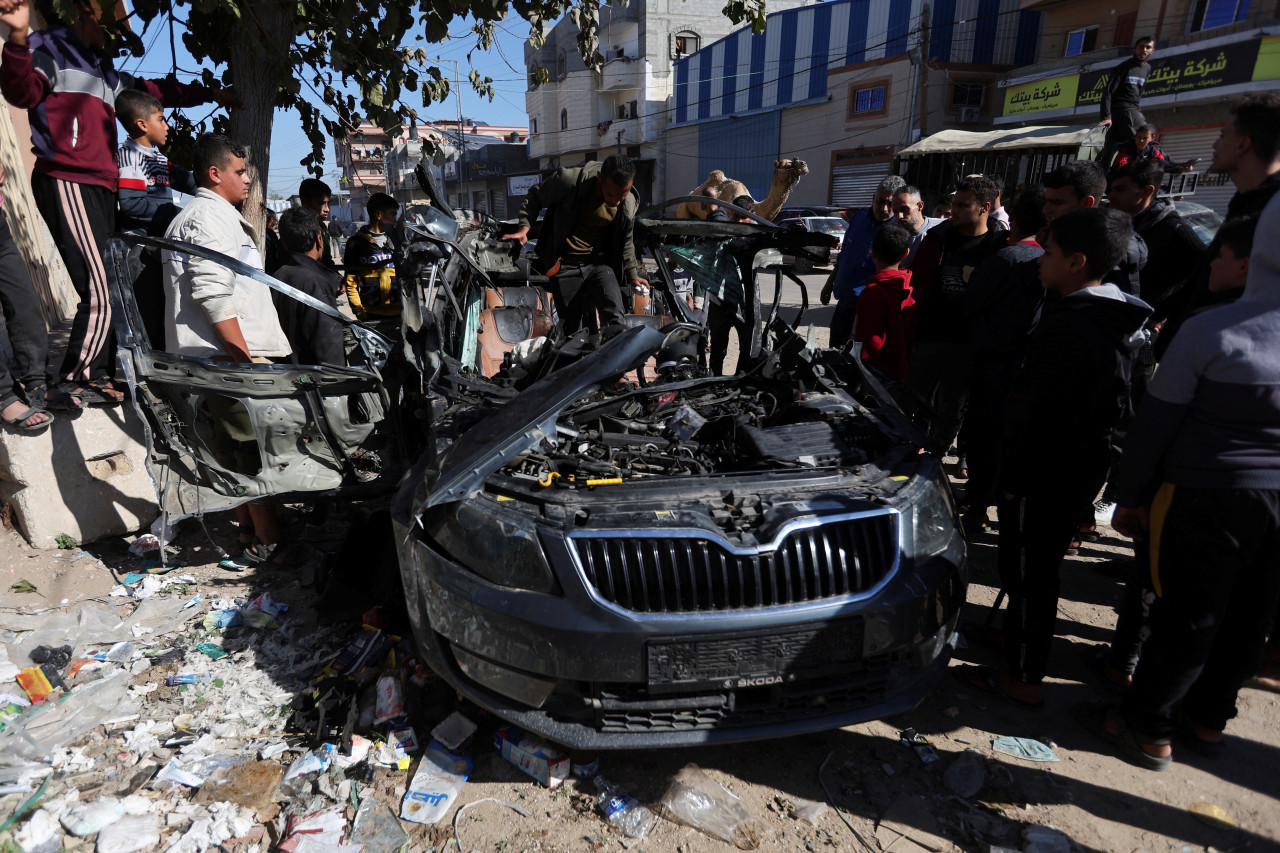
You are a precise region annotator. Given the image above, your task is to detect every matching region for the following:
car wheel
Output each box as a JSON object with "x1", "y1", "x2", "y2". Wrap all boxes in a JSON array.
[{"x1": 794, "y1": 257, "x2": 813, "y2": 274}]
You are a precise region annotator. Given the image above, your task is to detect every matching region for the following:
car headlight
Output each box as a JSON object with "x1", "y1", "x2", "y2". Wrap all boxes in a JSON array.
[
  {"x1": 421, "y1": 499, "x2": 558, "y2": 594},
  {"x1": 908, "y1": 475, "x2": 959, "y2": 558}
]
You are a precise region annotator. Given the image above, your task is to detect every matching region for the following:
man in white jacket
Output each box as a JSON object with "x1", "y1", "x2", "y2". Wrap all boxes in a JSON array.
[{"x1": 163, "y1": 133, "x2": 292, "y2": 567}]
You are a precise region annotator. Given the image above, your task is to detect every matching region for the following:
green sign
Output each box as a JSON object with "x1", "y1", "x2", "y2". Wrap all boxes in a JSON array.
[{"x1": 1003, "y1": 74, "x2": 1079, "y2": 117}]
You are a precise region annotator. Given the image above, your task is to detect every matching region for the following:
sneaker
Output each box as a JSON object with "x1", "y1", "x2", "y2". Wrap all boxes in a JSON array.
[{"x1": 1094, "y1": 499, "x2": 1116, "y2": 525}]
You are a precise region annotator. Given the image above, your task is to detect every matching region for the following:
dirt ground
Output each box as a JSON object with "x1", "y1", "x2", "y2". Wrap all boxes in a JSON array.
[{"x1": 2, "y1": 461, "x2": 1278, "y2": 853}]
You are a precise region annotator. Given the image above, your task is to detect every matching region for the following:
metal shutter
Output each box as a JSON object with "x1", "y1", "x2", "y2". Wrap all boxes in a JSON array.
[
  {"x1": 830, "y1": 164, "x2": 890, "y2": 207},
  {"x1": 1159, "y1": 128, "x2": 1235, "y2": 216}
]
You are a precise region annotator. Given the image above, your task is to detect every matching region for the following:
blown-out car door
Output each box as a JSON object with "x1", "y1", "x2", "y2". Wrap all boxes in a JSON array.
[{"x1": 105, "y1": 235, "x2": 397, "y2": 528}]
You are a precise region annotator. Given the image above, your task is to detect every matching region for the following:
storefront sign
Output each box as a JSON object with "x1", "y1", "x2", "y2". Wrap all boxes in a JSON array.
[
  {"x1": 1253, "y1": 35, "x2": 1280, "y2": 82},
  {"x1": 1003, "y1": 74, "x2": 1078, "y2": 117},
  {"x1": 1078, "y1": 39, "x2": 1261, "y2": 110},
  {"x1": 1003, "y1": 37, "x2": 1274, "y2": 119},
  {"x1": 507, "y1": 174, "x2": 541, "y2": 196}
]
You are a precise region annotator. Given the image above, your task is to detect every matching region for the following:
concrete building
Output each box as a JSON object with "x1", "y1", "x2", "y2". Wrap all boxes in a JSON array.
[
  {"x1": 338, "y1": 121, "x2": 528, "y2": 217},
  {"x1": 664, "y1": 0, "x2": 1041, "y2": 209},
  {"x1": 992, "y1": 0, "x2": 1280, "y2": 213},
  {"x1": 523, "y1": 0, "x2": 810, "y2": 204}
]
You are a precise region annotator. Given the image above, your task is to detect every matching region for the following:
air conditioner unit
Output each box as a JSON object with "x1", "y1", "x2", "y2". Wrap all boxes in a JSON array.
[{"x1": 958, "y1": 106, "x2": 981, "y2": 124}]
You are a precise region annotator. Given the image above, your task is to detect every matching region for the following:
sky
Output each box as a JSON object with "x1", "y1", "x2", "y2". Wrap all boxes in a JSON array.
[{"x1": 120, "y1": 13, "x2": 536, "y2": 197}]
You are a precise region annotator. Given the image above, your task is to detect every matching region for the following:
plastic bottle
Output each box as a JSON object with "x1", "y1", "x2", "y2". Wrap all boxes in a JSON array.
[{"x1": 594, "y1": 776, "x2": 656, "y2": 839}]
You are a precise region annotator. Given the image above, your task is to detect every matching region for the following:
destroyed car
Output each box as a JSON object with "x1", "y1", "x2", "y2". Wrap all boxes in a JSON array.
[{"x1": 107, "y1": 175, "x2": 965, "y2": 749}]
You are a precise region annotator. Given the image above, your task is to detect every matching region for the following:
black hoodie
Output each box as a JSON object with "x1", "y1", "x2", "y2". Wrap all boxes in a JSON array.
[
  {"x1": 1001, "y1": 283, "x2": 1152, "y2": 496},
  {"x1": 1130, "y1": 198, "x2": 1205, "y2": 307}
]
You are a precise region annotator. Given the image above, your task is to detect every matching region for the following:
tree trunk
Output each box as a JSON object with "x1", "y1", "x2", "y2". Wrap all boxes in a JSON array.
[{"x1": 227, "y1": 0, "x2": 294, "y2": 247}]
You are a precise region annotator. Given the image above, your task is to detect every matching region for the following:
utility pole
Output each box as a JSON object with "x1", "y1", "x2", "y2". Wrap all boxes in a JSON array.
[{"x1": 917, "y1": 4, "x2": 931, "y2": 142}]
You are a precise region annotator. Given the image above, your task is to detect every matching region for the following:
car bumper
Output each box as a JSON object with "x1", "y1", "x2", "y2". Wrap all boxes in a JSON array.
[{"x1": 393, "y1": 489, "x2": 966, "y2": 749}]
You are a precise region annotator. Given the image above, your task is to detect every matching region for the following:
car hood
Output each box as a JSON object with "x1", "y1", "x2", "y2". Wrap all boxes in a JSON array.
[{"x1": 419, "y1": 324, "x2": 668, "y2": 514}]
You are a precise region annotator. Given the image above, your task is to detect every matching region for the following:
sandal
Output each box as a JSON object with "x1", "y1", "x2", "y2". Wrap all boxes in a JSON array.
[
  {"x1": 86, "y1": 377, "x2": 126, "y2": 405},
  {"x1": 44, "y1": 383, "x2": 87, "y2": 411},
  {"x1": 241, "y1": 539, "x2": 291, "y2": 567},
  {"x1": 1, "y1": 396, "x2": 55, "y2": 432},
  {"x1": 21, "y1": 381, "x2": 48, "y2": 412},
  {"x1": 952, "y1": 664, "x2": 1045, "y2": 712},
  {"x1": 1074, "y1": 701, "x2": 1172, "y2": 771}
]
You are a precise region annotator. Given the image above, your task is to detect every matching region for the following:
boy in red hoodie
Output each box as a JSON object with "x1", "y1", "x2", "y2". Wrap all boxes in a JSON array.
[{"x1": 853, "y1": 223, "x2": 917, "y2": 381}]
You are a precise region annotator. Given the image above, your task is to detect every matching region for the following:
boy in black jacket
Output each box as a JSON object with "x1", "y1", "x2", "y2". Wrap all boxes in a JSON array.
[
  {"x1": 958, "y1": 208, "x2": 1151, "y2": 709},
  {"x1": 273, "y1": 208, "x2": 345, "y2": 367}
]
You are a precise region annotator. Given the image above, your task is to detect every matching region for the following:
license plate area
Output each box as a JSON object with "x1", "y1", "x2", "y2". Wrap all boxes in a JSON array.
[{"x1": 646, "y1": 619, "x2": 865, "y2": 694}]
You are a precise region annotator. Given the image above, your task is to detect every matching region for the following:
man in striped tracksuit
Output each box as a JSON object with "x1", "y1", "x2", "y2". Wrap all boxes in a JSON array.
[{"x1": 0, "y1": 0, "x2": 228, "y2": 408}]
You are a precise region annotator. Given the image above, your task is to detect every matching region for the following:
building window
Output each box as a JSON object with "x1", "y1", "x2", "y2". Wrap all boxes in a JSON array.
[
  {"x1": 560, "y1": 109, "x2": 568, "y2": 131},
  {"x1": 531, "y1": 118, "x2": 538, "y2": 135},
  {"x1": 1113, "y1": 12, "x2": 1138, "y2": 46},
  {"x1": 847, "y1": 81, "x2": 888, "y2": 118},
  {"x1": 951, "y1": 82, "x2": 985, "y2": 108},
  {"x1": 556, "y1": 50, "x2": 567, "y2": 80},
  {"x1": 1064, "y1": 26, "x2": 1099, "y2": 56},
  {"x1": 1189, "y1": 0, "x2": 1251, "y2": 32},
  {"x1": 673, "y1": 31, "x2": 700, "y2": 58}
]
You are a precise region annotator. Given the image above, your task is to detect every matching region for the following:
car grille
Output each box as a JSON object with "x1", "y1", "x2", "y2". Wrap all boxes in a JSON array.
[
  {"x1": 570, "y1": 512, "x2": 898, "y2": 613},
  {"x1": 593, "y1": 653, "x2": 900, "y2": 734}
]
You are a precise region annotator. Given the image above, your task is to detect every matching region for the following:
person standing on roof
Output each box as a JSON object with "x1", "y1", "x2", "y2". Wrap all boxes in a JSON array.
[
  {"x1": 1098, "y1": 36, "x2": 1156, "y2": 170},
  {"x1": 503, "y1": 155, "x2": 647, "y2": 334}
]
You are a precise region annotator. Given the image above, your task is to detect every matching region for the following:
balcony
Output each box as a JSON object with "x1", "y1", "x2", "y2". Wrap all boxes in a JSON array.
[{"x1": 602, "y1": 57, "x2": 643, "y2": 91}]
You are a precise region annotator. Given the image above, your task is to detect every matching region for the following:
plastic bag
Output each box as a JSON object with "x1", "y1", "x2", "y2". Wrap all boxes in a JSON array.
[
  {"x1": 660, "y1": 764, "x2": 764, "y2": 850},
  {"x1": 400, "y1": 741, "x2": 472, "y2": 825}
]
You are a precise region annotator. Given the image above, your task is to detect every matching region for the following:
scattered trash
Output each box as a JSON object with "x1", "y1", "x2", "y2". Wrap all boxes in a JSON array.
[
  {"x1": 350, "y1": 798, "x2": 411, "y2": 851},
  {"x1": 95, "y1": 815, "x2": 161, "y2": 853},
  {"x1": 13, "y1": 807, "x2": 59, "y2": 852},
  {"x1": 1021, "y1": 825, "x2": 1074, "y2": 852},
  {"x1": 193, "y1": 760, "x2": 285, "y2": 809},
  {"x1": 9, "y1": 578, "x2": 43, "y2": 596},
  {"x1": 284, "y1": 743, "x2": 337, "y2": 780},
  {"x1": 60, "y1": 797, "x2": 125, "y2": 837},
  {"x1": 167, "y1": 673, "x2": 212, "y2": 686},
  {"x1": 991, "y1": 736, "x2": 1059, "y2": 762},
  {"x1": 128, "y1": 534, "x2": 162, "y2": 556},
  {"x1": 431, "y1": 710, "x2": 477, "y2": 752},
  {"x1": 495, "y1": 724, "x2": 570, "y2": 787},
  {"x1": 595, "y1": 775, "x2": 656, "y2": 839},
  {"x1": 571, "y1": 749, "x2": 600, "y2": 779},
  {"x1": 401, "y1": 741, "x2": 473, "y2": 824},
  {"x1": 899, "y1": 727, "x2": 941, "y2": 764},
  {"x1": 1188, "y1": 802, "x2": 1237, "y2": 829},
  {"x1": 661, "y1": 764, "x2": 764, "y2": 850},
  {"x1": 943, "y1": 749, "x2": 987, "y2": 798},
  {"x1": 17, "y1": 665, "x2": 60, "y2": 702},
  {"x1": 373, "y1": 672, "x2": 405, "y2": 724},
  {"x1": 195, "y1": 643, "x2": 228, "y2": 660},
  {"x1": 279, "y1": 805, "x2": 348, "y2": 851}
]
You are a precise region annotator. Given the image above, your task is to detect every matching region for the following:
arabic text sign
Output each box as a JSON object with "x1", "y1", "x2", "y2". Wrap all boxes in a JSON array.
[
  {"x1": 1003, "y1": 75, "x2": 1079, "y2": 117},
  {"x1": 1078, "y1": 39, "x2": 1261, "y2": 108},
  {"x1": 507, "y1": 174, "x2": 541, "y2": 196}
]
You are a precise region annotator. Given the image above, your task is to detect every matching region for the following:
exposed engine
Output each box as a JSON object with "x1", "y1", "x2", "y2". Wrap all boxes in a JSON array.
[{"x1": 501, "y1": 379, "x2": 889, "y2": 484}]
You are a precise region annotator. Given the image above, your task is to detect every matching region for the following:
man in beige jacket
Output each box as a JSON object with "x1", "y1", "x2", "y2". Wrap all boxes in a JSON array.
[{"x1": 162, "y1": 133, "x2": 292, "y2": 567}]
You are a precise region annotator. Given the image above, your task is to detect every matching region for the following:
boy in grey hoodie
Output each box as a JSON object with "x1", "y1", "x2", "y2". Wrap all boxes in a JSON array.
[{"x1": 1082, "y1": 192, "x2": 1280, "y2": 771}]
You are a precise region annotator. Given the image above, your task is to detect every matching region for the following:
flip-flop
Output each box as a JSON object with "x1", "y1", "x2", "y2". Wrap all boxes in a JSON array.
[
  {"x1": 952, "y1": 664, "x2": 1045, "y2": 712},
  {"x1": 1074, "y1": 701, "x2": 1172, "y2": 771},
  {"x1": 1174, "y1": 711, "x2": 1226, "y2": 759}
]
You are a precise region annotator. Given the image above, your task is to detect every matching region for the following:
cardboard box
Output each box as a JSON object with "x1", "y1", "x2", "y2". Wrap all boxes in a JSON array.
[{"x1": 493, "y1": 725, "x2": 570, "y2": 788}]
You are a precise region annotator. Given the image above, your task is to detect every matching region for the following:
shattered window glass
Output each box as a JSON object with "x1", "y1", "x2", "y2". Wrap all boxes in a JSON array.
[{"x1": 667, "y1": 237, "x2": 749, "y2": 312}]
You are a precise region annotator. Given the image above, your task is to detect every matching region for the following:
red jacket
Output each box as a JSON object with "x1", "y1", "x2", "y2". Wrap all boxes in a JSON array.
[{"x1": 854, "y1": 268, "x2": 917, "y2": 381}]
